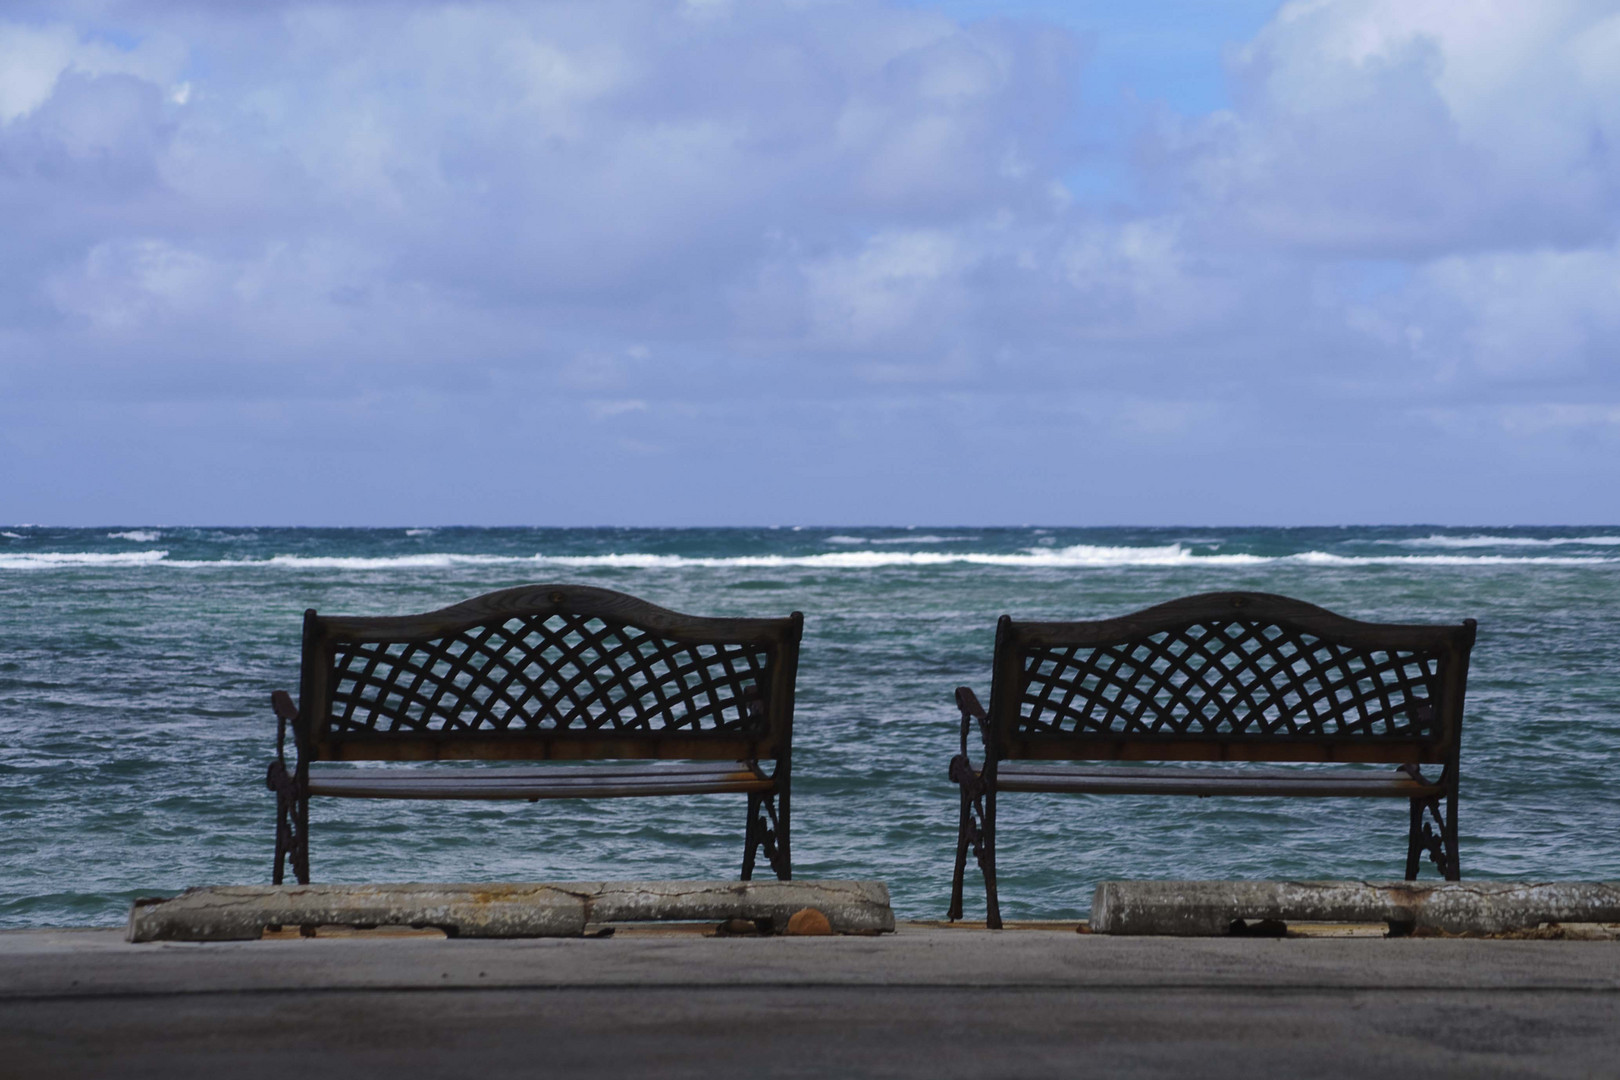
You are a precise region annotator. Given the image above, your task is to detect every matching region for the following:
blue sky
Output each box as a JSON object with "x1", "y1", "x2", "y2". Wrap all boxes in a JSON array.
[{"x1": 2, "y1": 0, "x2": 1618, "y2": 525}]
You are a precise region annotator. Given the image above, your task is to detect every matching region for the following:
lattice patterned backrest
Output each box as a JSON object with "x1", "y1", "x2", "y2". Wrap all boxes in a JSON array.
[
  {"x1": 298, "y1": 585, "x2": 801, "y2": 761},
  {"x1": 994, "y1": 592, "x2": 1475, "y2": 762}
]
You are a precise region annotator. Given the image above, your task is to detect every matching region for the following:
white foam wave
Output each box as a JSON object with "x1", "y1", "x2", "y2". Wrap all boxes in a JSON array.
[
  {"x1": 405, "y1": 528, "x2": 435, "y2": 537},
  {"x1": 1382, "y1": 534, "x2": 1620, "y2": 548},
  {"x1": 236, "y1": 545, "x2": 1620, "y2": 570},
  {"x1": 258, "y1": 553, "x2": 515, "y2": 570},
  {"x1": 1, "y1": 532, "x2": 22, "y2": 539},
  {"x1": 0, "y1": 550, "x2": 169, "y2": 569},
  {"x1": 245, "y1": 544, "x2": 1255, "y2": 570},
  {"x1": 2, "y1": 544, "x2": 1616, "y2": 573},
  {"x1": 1287, "y1": 552, "x2": 1608, "y2": 567},
  {"x1": 107, "y1": 530, "x2": 161, "y2": 542},
  {"x1": 825, "y1": 534, "x2": 975, "y2": 546}
]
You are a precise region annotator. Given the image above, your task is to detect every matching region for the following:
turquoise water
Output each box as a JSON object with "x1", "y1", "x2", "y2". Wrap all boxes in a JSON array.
[{"x1": 2, "y1": 525, "x2": 1618, "y2": 928}]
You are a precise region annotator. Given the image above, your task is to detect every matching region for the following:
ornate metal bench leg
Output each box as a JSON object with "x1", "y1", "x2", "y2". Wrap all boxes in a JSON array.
[
  {"x1": 742, "y1": 789, "x2": 791, "y2": 882},
  {"x1": 741, "y1": 792, "x2": 761, "y2": 881},
  {"x1": 1404, "y1": 798, "x2": 1424, "y2": 880},
  {"x1": 272, "y1": 796, "x2": 290, "y2": 886},
  {"x1": 948, "y1": 788, "x2": 972, "y2": 921},
  {"x1": 268, "y1": 759, "x2": 306, "y2": 886},
  {"x1": 948, "y1": 752, "x2": 999, "y2": 925},
  {"x1": 1442, "y1": 789, "x2": 1460, "y2": 881},
  {"x1": 292, "y1": 779, "x2": 310, "y2": 886},
  {"x1": 1407, "y1": 793, "x2": 1459, "y2": 881},
  {"x1": 981, "y1": 788, "x2": 1002, "y2": 930},
  {"x1": 772, "y1": 785, "x2": 791, "y2": 882}
]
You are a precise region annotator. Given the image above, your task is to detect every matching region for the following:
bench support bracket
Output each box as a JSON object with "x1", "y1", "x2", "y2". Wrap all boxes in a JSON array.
[
  {"x1": 948, "y1": 754, "x2": 1000, "y2": 929},
  {"x1": 1406, "y1": 787, "x2": 1460, "y2": 881},
  {"x1": 267, "y1": 758, "x2": 310, "y2": 886},
  {"x1": 742, "y1": 785, "x2": 791, "y2": 881},
  {"x1": 1401, "y1": 763, "x2": 1460, "y2": 881}
]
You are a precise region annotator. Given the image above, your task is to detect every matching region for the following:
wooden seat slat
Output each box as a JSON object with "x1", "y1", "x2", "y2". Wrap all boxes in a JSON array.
[
  {"x1": 994, "y1": 763, "x2": 1441, "y2": 798},
  {"x1": 309, "y1": 766, "x2": 773, "y2": 800},
  {"x1": 309, "y1": 762, "x2": 760, "y2": 782}
]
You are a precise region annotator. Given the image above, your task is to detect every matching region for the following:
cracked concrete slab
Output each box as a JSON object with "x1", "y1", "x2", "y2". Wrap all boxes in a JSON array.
[
  {"x1": 126, "y1": 880, "x2": 895, "y2": 942},
  {"x1": 1092, "y1": 880, "x2": 1620, "y2": 935}
]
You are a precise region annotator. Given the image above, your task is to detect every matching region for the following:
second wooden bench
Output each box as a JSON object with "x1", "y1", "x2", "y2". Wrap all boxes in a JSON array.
[{"x1": 948, "y1": 591, "x2": 1476, "y2": 928}]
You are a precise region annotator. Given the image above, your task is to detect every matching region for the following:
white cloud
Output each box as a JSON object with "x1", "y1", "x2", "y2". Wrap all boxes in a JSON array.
[
  {"x1": 1415, "y1": 245, "x2": 1620, "y2": 379},
  {"x1": 1177, "y1": 0, "x2": 1620, "y2": 256},
  {"x1": 0, "y1": 23, "x2": 76, "y2": 124},
  {"x1": 0, "y1": 19, "x2": 184, "y2": 125}
]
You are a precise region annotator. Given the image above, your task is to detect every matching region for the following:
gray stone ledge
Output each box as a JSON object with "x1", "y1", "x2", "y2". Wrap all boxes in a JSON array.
[
  {"x1": 1092, "y1": 880, "x2": 1620, "y2": 936},
  {"x1": 127, "y1": 880, "x2": 895, "y2": 942}
]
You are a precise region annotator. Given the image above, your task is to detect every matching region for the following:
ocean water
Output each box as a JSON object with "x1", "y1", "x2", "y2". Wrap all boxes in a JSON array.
[{"x1": 2, "y1": 525, "x2": 1617, "y2": 928}]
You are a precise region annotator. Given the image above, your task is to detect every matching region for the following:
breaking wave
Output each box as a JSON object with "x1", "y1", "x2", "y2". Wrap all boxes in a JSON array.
[
  {"x1": 824, "y1": 535, "x2": 977, "y2": 545},
  {"x1": 0, "y1": 550, "x2": 170, "y2": 569},
  {"x1": 3, "y1": 543, "x2": 1615, "y2": 572},
  {"x1": 1381, "y1": 534, "x2": 1620, "y2": 548}
]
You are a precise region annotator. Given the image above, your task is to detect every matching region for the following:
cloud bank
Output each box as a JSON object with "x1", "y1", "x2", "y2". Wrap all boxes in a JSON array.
[{"x1": 1, "y1": 0, "x2": 1617, "y2": 523}]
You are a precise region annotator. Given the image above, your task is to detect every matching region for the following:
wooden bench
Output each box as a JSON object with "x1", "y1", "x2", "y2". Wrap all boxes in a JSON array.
[
  {"x1": 266, "y1": 584, "x2": 802, "y2": 884},
  {"x1": 947, "y1": 591, "x2": 1476, "y2": 928}
]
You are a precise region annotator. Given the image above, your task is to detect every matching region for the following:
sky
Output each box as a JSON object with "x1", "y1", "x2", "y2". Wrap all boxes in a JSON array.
[{"x1": 1, "y1": 0, "x2": 1617, "y2": 526}]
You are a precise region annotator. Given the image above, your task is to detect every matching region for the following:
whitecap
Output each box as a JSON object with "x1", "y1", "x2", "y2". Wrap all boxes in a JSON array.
[
  {"x1": 6, "y1": 544, "x2": 1614, "y2": 573},
  {"x1": 825, "y1": 534, "x2": 972, "y2": 545},
  {"x1": 261, "y1": 553, "x2": 515, "y2": 570},
  {"x1": 1286, "y1": 551, "x2": 1611, "y2": 567},
  {"x1": 1, "y1": 532, "x2": 21, "y2": 539},
  {"x1": 107, "y1": 530, "x2": 161, "y2": 542},
  {"x1": 1379, "y1": 534, "x2": 1620, "y2": 548},
  {"x1": 525, "y1": 543, "x2": 1268, "y2": 569},
  {"x1": 0, "y1": 550, "x2": 169, "y2": 569},
  {"x1": 405, "y1": 528, "x2": 435, "y2": 537}
]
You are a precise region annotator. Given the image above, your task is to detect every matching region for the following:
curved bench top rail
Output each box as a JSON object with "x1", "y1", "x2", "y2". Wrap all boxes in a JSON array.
[
  {"x1": 313, "y1": 583, "x2": 801, "y2": 646},
  {"x1": 298, "y1": 584, "x2": 801, "y2": 761},
  {"x1": 1006, "y1": 591, "x2": 1475, "y2": 654},
  {"x1": 990, "y1": 591, "x2": 1475, "y2": 757}
]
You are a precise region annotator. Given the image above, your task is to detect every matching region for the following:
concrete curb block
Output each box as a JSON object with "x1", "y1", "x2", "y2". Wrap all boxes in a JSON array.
[
  {"x1": 127, "y1": 881, "x2": 895, "y2": 942},
  {"x1": 1091, "y1": 880, "x2": 1620, "y2": 936}
]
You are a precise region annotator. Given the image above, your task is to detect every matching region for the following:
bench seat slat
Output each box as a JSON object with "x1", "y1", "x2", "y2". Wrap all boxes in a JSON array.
[
  {"x1": 994, "y1": 764, "x2": 1443, "y2": 798},
  {"x1": 313, "y1": 762, "x2": 763, "y2": 781},
  {"x1": 307, "y1": 763, "x2": 772, "y2": 800}
]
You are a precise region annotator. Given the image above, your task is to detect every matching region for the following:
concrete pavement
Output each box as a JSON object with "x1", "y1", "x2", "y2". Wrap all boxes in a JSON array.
[{"x1": 3, "y1": 925, "x2": 1618, "y2": 1077}]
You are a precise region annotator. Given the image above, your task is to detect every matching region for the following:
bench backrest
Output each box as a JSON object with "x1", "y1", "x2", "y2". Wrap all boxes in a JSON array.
[
  {"x1": 295, "y1": 584, "x2": 802, "y2": 764},
  {"x1": 987, "y1": 592, "x2": 1475, "y2": 766}
]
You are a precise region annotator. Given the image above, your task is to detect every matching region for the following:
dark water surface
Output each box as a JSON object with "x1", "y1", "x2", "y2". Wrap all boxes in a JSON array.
[{"x1": 2, "y1": 525, "x2": 1617, "y2": 927}]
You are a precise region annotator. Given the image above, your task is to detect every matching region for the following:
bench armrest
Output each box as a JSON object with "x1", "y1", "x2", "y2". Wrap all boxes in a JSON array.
[
  {"x1": 269, "y1": 690, "x2": 298, "y2": 762},
  {"x1": 954, "y1": 686, "x2": 990, "y2": 758}
]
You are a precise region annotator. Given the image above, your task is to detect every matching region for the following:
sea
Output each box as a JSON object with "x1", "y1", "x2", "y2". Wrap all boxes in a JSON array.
[{"x1": 2, "y1": 525, "x2": 1617, "y2": 929}]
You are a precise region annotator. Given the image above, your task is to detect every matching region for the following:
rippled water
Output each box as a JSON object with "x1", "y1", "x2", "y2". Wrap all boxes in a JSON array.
[{"x1": 2, "y1": 525, "x2": 1617, "y2": 928}]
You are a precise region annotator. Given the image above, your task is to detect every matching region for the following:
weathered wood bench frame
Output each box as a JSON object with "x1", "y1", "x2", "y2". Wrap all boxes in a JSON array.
[
  {"x1": 948, "y1": 591, "x2": 1476, "y2": 928},
  {"x1": 266, "y1": 584, "x2": 802, "y2": 884}
]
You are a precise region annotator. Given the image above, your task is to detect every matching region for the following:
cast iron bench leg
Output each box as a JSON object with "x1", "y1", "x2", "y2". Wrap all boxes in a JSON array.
[
  {"x1": 773, "y1": 786, "x2": 791, "y2": 881},
  {"x1": 981, "y1": 787, "x2": 1001, "y2": 929},
  {"x1": 1405, "y1": 798, "x2": 1424, "y2": 880},
  {"x1": 742, "y1": 792, "x2": 761, "y2": 881},
  {"x1": 268, "y1": 763, "x2": 309, "y2": 886},
  {"x1": 1405, "y1": 788, "x2": 1461, "y2": 881},
  {"x1": 948, "y1": 788, "x2": 972, "y2": 921},
  {"x1": 741, "y1": 788, "x2": 792, "y2": 882}
]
